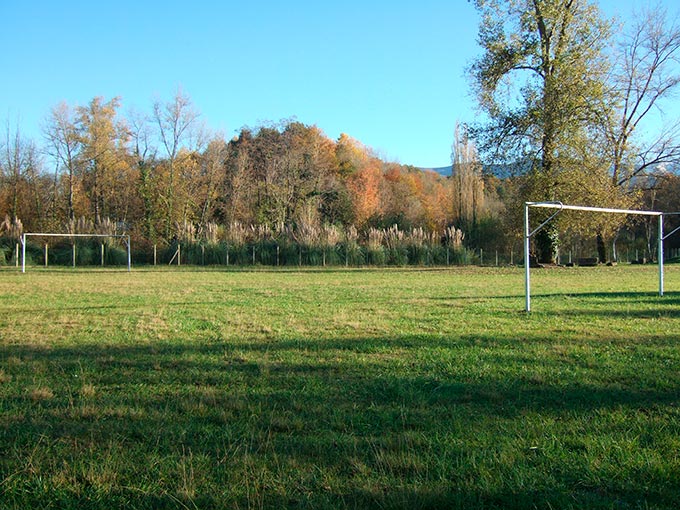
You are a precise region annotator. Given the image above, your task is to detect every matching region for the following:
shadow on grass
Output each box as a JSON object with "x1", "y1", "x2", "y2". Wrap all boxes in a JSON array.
[
  {"x1": 1, "y1": 335, "x2": 679, "y2": 509},
  {"x1": 528, "y1": 291, "x2": 680, "y2": 318},
  {"x1": 426, "y1": 290, "x2": 680, "y2": 301},
  {"x1": 2, "y1": 484, "x2": 653, "y2": 510},
  {"x1": 424, "y1": 291, "x2": 680, "y2": 317},
  {"x1": 2, "y1": 333, "x2": 678, "y2": 418}
]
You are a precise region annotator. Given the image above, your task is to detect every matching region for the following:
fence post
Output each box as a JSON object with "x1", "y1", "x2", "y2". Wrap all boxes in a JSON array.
[
  {"x1": 276, "y1": 245, "x2": 280, "y2": 266},
  {"x1": 480, "y1": 248, "x2": 483, "y2": 266},
  {"x1": 101, "y1": 243, "x2": 105, "y2": 266},
  {"x1": 15, "y1": 243, "x2": 19, "y2": 267},
  {"x1": 126, "y1": 236, "x2": 131, "y2": 272},
  {"x1": 45, "y1": 243, "x2": 49, "y2": 267},
  {"x1": 72, "y1": 243, "x2": 76, "y2": 268},
  {"x1": 659, "y1": 216, "x2": 664, "y2": 296},
  {"x1": 153, "y1": 244, "x2": 157, "y2": 266}
]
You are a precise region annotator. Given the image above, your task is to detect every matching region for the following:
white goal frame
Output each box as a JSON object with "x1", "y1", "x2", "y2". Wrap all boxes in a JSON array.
[
  {"x1": 20, "y1": 233, "x2": 131, "y2": 273},
  {"x1": 524, "y1": 201, "x2": 680, "y2": 312}
]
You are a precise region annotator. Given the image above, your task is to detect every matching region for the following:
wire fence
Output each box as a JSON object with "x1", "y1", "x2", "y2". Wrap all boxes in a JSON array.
[{"x1": 3, "y1": 238, "x2": 679, "y2": 269}]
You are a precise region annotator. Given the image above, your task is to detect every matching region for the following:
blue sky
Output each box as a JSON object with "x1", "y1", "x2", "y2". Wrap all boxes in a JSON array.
[{"x1": 0, "y1": 0, "x2": 676, "y2": 168}]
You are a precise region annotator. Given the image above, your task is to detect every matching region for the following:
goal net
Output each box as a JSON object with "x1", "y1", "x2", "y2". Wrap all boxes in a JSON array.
[
  {"x1": 524, "y1": 201, "x2": 680, "y2": 312},
  {"x1": 20, "y1": 233, "x2": 131, "y2": 273}
]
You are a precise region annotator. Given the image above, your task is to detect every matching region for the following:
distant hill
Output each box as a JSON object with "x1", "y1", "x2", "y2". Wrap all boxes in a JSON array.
[
  {"x1": 418, "y1": 163, "x2": 526, "y2": 179},
  {"x1": 419, "y1": 166, "x2": 453, "y2": 176}
]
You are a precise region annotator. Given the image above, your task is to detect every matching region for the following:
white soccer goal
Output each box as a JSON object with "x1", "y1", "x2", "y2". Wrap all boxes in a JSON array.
[
  {"x1": 524, "y1": 201, "x2": 680, "y2": 312},
  {"x1": 20, "y1": 233, "x2": 131, "y2": 273}
]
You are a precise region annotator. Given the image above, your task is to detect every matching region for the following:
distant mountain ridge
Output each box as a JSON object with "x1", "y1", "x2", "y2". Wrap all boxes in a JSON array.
[
  {"x1": 419, "y1": 166, "x2": 453, "y2": 176},
  {"x1": 418, "y1": 163, "x2": 524, "y2": 179}
]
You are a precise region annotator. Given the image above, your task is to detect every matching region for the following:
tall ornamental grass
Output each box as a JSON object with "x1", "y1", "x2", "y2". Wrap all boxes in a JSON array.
[{"x1": 14, "y1": 217, "x2": 481, "y2": 267}]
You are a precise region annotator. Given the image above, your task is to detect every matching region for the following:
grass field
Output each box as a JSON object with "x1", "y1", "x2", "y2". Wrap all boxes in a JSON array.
[{"x1": 0, "y1": 265, "x2": 679, "y2": 509}]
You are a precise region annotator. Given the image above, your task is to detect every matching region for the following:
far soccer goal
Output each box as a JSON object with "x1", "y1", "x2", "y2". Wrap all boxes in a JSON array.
[
  {"x1": 524, "y1": 201, "x2": 680, "y2": 312},
  {"x1": 20, "y1": 233, "x2": 131, "y2": 273}
]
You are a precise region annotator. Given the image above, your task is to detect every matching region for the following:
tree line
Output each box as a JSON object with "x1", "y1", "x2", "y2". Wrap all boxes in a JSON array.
[
  {"x1": 0, "y1": 92, "x2": 502, "y2": 265},
  {"x1": 469, "y1": 0, "x2": 680, "y2": 263},
  {"x1": 3, "y1": 0, "x2": 680, "y2": 267}
]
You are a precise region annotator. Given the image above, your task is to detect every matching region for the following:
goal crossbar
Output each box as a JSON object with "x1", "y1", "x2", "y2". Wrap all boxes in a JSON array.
[
  {"x1": 526, "y1": 201, "x2": 663, "y2": 216},
  {"x1": 524, "y1": 201, "x2": 678, "y2": 312},
  {"x1": 20, "y1": 232, "x2": 131, "y2": 273}
]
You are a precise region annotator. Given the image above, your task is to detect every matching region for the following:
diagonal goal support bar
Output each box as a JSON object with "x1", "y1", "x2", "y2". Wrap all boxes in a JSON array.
[{"x1": 523, "y1": 202, "x2": 678, "y2": 313}]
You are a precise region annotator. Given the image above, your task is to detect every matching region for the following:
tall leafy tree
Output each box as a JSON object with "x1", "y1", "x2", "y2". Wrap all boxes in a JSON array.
[
  {"x1": 152, "y1": 89, "x2": 201, "y2": 239},
  {"x1": 197, "y1": 136, "x2": 229, "y2": 233},
  {"x1": 76, "y1": 97, "x2": 127, "y2": 225},
  {"x1": 451, "y1": 123, "x2": 485, "y2": 229},
  {"x1": 128, "y1": 108, "x2": 159, "y2": 241},
  {"x1": 336, "y1": 134, "x2": 382, "y2": 226},
  {"x1": 604, "y1": 4, "x2": 680, "y2": 188},
  {"x1": 573, "y1": 4, "x2": 680, "y2": 261},
  {"x1": 470, "y1": 0, "x2": 613, "y2": 262},
  {"x1": 44, "y1": 102, "x2": 83, "y2": 222},
  {"x1": 1, "y1": 120, "x2": 41, "y2": 227}
]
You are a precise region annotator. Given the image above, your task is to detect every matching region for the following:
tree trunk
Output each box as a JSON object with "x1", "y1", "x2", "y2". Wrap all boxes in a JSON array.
[
  {"x1": 611, "y1": 231, "x2": 620, "y2": 263},
  {"x1": 138, "y1": 163, "x2": 155, "y2": 241},
  {"x1": 596, "y1": 232, "x2": 607, "y2": 263},
  {"x1": 11, "y1": 176, "x2": 18, "y2": 222},
  {"x1": 535, "y1": 223, "x2": 558, "y2": 264},
  {"x1": 68, "y1": 169, "x2": 75, "y2": 221}
]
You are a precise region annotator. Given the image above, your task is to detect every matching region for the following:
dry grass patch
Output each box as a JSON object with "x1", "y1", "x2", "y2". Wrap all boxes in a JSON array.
[
  {"x1": 28, "y1": 386, "x2": 54, "y2": 401},
  {"x1": 134, "y1": 310, "x2": 170, "y2": 340},
  {"x1": 80, "y1": 383, "x2": 96, "y2": 399}
]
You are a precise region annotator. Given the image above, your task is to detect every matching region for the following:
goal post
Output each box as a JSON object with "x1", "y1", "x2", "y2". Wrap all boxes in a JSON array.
[
  {"x1": 20, "y1": 233, "x2": 131, "y2": 273},
  {"x1": 524, "y1": 201, "x2": 680, "y2": 312}
]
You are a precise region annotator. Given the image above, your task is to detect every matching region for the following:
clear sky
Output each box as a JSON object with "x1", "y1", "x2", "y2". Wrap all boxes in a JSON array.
[{"x1": 0, "y1": 0, "x2": 676, "y2": 168}]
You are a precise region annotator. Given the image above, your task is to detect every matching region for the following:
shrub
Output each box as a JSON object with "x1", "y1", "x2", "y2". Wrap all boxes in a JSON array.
[
  {"x1": 278, "y1": 241, "x2": 301, "y2": 266},
  {"x1": 253, "y1": 240, "x2": 278, "y2": 266},
  {"x1": 450, "y1": 247, "x2": 473, "y2": 265},
  {"x1": 75, "y1": 244, "x2": 95, "y2": 265},
  {"x1": 337, "y1": 242, "x2": 361, "y2": 266},
  {"x1": 205, "y1": 243, "x2": 228, "y2": 265},
  {"x1": 323, "y1": 245, "x2": 342, "y2": 266},
  {"x1": 384, "y1": 225, "x2": 408, "y2": 266},
  {"x1": 429, "y1": 244, "x2": 446, "y2": 265},
  {"x1": 105, "y1": 246, "x2": 129, "y2": 266},
  {"x1": 340, "y1": 226, "x2": 364, "y2": 266},
  {"x1": 366, "y1": 247, "x2": 386, "y2": 266},
  {"x1": 406, "y1": 228, "x2": 437, "y2": 266},
  {"x1": 226, "y1": 243, "x2": 250, "y2": 265}
]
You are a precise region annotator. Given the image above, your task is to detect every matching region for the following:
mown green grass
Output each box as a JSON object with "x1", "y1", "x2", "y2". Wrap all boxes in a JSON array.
[{"x1": 0, "y1": 265, "x2": 679, "y2": 509}]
